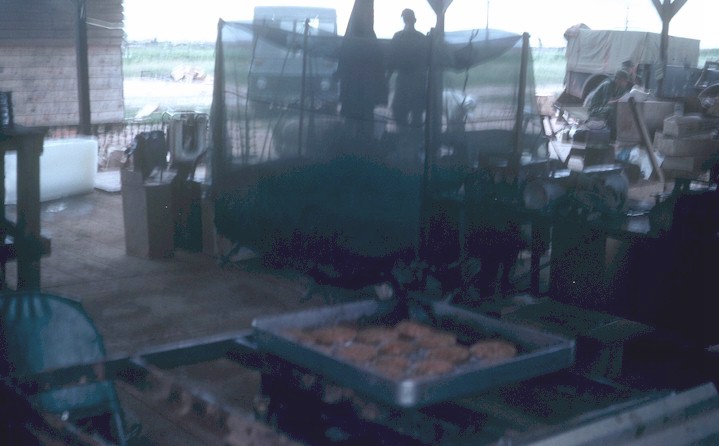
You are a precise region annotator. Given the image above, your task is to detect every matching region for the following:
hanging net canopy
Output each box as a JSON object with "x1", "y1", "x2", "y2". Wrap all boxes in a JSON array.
[{"x1": 209, "y1": 11, "x2": 545, "y2": 280}]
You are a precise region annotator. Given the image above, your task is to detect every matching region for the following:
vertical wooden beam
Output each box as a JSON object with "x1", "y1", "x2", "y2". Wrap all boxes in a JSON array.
[
  {"x1": 651, "y1": 0, "x2": 689, "y2": 97},
  {"x1": 15, "y1": 129, "x2": 45, "y2": 289},
  {"x1": 75, "y1": 0, "x2": 92, "y2": 135}
]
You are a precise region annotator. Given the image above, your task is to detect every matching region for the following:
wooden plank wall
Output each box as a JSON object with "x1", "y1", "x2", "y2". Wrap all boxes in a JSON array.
[{"x1": 0, "y1": 0, "x2": 125, "y2": 127}]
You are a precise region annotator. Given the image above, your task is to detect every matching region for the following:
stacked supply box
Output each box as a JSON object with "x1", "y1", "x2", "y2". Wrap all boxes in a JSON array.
[{"x1": 654, "y1": 113, "x2": 719, "y2": 178}]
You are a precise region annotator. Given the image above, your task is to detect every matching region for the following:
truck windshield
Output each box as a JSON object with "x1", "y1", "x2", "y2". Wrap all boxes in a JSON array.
[
  {"x1": 248, "y1": 6, "x2": 339, "y2": 110},
  {"x1": 253, "y1": 7, "x2": 336, "y2": 35}
]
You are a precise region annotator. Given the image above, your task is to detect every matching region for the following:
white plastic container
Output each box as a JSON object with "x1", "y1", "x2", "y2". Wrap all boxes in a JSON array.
[{"x1": 5, "y1": 137, "x2": 98, "y2": 204}]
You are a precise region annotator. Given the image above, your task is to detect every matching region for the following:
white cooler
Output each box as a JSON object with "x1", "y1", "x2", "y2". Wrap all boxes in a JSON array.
[{"x1": 5, "y1": 137, "x2": 98, "y2": 204}]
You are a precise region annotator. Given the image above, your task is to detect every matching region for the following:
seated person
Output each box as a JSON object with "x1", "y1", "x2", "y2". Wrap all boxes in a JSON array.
[
  {"x1": 584, "y1": 69, "x2": 632, "y2": 140},
  {"x1": 622, "y1": 59, "x2": 643, "y2": 89}
]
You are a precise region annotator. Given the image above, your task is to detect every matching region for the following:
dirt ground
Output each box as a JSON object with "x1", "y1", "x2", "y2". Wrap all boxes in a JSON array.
[{"x1": 123, "y1": 77, "x2": 214, "y2": 117}]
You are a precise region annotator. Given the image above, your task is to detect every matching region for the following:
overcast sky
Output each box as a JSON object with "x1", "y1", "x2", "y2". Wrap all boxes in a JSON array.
[{"x1": 123, "y1": 0, "x2": 718, "y2": 48}]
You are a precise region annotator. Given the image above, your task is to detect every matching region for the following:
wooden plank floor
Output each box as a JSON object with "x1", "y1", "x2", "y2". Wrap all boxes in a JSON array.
[{"x1": 6, "y1": 190, "x2": 322, "y2": 356}]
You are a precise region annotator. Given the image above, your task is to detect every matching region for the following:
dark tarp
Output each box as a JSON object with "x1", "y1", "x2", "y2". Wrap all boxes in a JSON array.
[{"x1": 232, "y1": 22, "x2": 522, "y2": 72}]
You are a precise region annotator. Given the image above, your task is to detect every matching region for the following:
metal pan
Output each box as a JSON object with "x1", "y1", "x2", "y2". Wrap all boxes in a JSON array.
[{"x1": 252, "y1": 299, "x2": 575, "y2": 408}]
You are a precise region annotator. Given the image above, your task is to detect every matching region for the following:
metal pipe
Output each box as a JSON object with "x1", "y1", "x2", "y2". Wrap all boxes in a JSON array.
[
  {"x1": 485, "y1": 0, "x2": 490, "y2": 40},
  {"x1": 510, "y1": 32, "x2": 530, "y2": 173},
  {"x1": 298, "y1": 18, "x2": 310, "y2": 157},
  {"x1": 420, "y1": 8, "x2": 445, "y2": 262},
  {"x1": 211, "y1": 20, "x2": 228, "y2": 180}
]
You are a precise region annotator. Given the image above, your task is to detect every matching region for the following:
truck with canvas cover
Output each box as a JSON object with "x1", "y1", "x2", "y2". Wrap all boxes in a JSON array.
[{"x1": 560, "y1": 25, "x2": 700, "y2": 103}]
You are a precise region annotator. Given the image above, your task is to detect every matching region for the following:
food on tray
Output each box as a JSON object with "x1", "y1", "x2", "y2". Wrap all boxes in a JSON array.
[
  {"x1": 372, "y1": 355, "x2": 410, "y2": 379},
  {"x1": 395, "y1": 320, "x2": 437, "y2": 339},
  {"x1": 355, "y1": 326, "x2": 397, "y2": 345},
  {"x1": 469, "y1": 339, "x2": 518, "y2": 362},
  {"x1": 310, "y1": 325, "x2": 358, "y2": 346},
  {"x1": 336, "y1": 343, "x2": 378, "y2": 362},
  {"x1": 411, "y1": 359, "x2": 454, "y2": 377},
  {"x1": 289, "y1": 320, "x2": 520, "y2": 379},
  {"x1": 416, "y1": 331, "x2": 457, "y2": 349},
  {"x1": 424, "y1": 345, "x2": 470, "y2": 364},
  {"x1": 379, "y1": 339, "x2": 417, "y2": 356}
]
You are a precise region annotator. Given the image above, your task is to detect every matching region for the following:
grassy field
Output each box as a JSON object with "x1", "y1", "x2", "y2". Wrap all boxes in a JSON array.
[
  {"x1": 121, "y1": 41, "x2": 719, "y2": 118},
  {"x1": 122, "y1": 41, "x2": 568, "y2": 87},
  {"x1": 123, "y1": 42, "x2": 217, "y2": 79}
]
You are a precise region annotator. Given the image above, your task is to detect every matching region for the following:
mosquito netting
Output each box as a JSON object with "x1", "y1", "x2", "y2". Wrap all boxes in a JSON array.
[{"x1": 209, "y1": 16, "x2": 545, "y2": 283}]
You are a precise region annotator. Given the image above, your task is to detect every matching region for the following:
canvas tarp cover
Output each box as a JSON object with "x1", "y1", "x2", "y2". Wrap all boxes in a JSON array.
[
  {"x1": 210, "y1": 19, "x2": 541, "y2": 272},
  {"x1": 565, "y1": 29, "x2": 700, "y2": 75}
]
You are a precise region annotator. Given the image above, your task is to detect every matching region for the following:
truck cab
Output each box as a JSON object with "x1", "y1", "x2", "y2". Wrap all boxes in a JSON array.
[{"x1": 248, "y1": 6, "x2": 339, "y2": 113}]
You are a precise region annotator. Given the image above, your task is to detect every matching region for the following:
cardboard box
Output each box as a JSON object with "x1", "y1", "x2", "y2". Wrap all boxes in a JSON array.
[
  {"x1": 653, "y1": 132, "x2": 719, "y2": 157},
  {"x1": 121, "y1": 169, "x2": 174, "y2": 259},
  {"x1": 616, "y1": 100, "x2": 675, "y2": 144},
  {"x1": 661, "y1": 154, "x2": 713, "y2": 176},
  {"x1": 616, "y1": 100, "x2": 676, "y2": 144},
  {"x1": 663, "y1": 113, "x2": 719, "y2": 137}
]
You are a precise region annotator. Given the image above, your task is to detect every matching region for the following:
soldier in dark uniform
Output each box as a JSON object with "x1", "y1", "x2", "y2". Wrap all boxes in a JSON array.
[
  {"x1": 586, "y1": 69, "x2": 632, "y2": 140},
  {"x1": 388, "y1": 9, "x2": 428, "y2": 131}
]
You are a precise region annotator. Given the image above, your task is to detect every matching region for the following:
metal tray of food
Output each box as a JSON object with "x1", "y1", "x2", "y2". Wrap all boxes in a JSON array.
[{"x1": 252, "y1": 299, "x2": 575, "y2": 408}]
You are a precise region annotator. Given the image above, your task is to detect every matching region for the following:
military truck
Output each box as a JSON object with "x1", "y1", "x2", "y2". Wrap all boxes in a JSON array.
[
  {"x1": 560, "y1": 25, "x2": 701, "y2": 103},
  {"x1": 248, "y1": 6, "x2": 339, "y2": 113}
]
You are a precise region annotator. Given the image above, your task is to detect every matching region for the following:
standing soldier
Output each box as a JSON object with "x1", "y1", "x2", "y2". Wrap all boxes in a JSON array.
[{"x1": 388, "y1": 9, "x2": 428, "y2": 131}]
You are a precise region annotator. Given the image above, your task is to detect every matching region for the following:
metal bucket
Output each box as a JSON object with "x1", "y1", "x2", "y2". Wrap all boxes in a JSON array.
[
  {"x1": 523, "y1": 170, "x2": 571, "y2": 210},
  {"x1": 166, "y1": 111, "x2": 208, "y2": 164}
]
